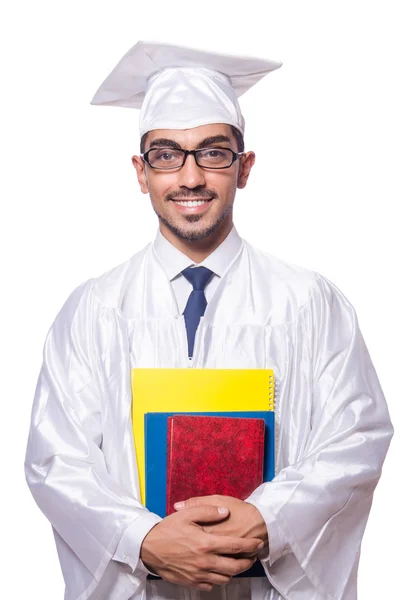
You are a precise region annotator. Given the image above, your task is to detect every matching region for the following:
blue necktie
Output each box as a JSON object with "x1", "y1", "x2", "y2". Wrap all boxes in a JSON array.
[{"x1": 182, "y1": 266, "x2": 214, "y2": 358}]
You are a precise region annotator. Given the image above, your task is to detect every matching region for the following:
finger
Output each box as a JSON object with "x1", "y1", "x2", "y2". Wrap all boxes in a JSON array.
[
  {"x1": 206, "y1": 534, "x2": 264, "y2": 556},
  {"x1": 161, "y1": 573, "x2": 215, "y2": 593},
  {"x1": 174, "y1": 495, "x2": 223, "y2": 510},
  {"x1": 179, "y1": 505, "x2": 229, "y2": 524},
  {"x1": 199, "y1": 572, "x2": 231, "y2": 586},
  {"x1": 211, "y1": 555, "x2": 256, "y2": 577},
  {"x1": 196, "y1": 583, "x2": 214, "y2": 592}
]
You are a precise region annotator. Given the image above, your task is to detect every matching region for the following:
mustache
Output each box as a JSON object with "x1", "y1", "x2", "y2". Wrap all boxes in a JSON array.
[{"x1": 166, "y1": 189, "x2": 218, "y2": 201}]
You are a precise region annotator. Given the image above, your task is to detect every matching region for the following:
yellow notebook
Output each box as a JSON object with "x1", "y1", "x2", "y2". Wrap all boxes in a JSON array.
[{"x1": 131, "y1": 368, "x2": 275, "y2": 504}]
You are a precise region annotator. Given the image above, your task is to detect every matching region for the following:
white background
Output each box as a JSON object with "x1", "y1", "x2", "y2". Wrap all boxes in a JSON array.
[{"x1": 1, "y1": 0, "x2": 396, "y2": 597}]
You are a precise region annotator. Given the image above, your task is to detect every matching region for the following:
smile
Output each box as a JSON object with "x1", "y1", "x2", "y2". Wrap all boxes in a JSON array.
[
  {"x1": 173, "y1": 199, "x2": 212, "y2": 207},
  {"x1": 171, "y1": 198, "x2": 213, "y2": 214}
]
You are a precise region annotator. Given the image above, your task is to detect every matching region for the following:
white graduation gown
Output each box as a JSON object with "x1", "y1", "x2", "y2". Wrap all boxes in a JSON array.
[{"x1": 25, "y1": 237, "x2": 393, "y2": 600}]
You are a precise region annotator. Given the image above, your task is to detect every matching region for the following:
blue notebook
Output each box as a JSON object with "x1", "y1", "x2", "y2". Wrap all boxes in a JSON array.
[
  {"x1": 144, "y1": 411, "x2": 275, "y2": 579},
  {"x1": 145, "y1": 411, "x2": 275, "y2": 516}
]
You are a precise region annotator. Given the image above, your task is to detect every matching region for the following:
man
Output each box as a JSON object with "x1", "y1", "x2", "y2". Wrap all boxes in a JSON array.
[{"x1": 25, "y1": 41, "x2": 393, "y2": 600}]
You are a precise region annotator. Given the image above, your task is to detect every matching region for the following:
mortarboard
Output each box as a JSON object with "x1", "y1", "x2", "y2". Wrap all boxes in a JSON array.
[{"x1": 91, "y1": 41, "x2": 282, "y2": 136}]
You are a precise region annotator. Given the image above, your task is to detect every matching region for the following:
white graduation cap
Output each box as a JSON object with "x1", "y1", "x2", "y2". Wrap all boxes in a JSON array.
[{"x1": 91, "y1": 41, "x2": 282, "y2": 136}]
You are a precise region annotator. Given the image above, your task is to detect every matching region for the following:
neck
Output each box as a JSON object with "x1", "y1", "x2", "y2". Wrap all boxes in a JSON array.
[{"x1": 160, "y1": 219, "x2": 233, "y2": 263}]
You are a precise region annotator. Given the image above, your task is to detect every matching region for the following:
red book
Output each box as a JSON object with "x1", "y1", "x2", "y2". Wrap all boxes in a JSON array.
[{"x1": 166, "y1": 415, "x2": 265, "y2": 515}]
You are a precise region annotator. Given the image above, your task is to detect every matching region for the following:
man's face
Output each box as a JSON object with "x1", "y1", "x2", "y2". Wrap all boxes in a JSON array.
[{"x1": 132, "y1": 123, "x2": 255, "y2": 244}]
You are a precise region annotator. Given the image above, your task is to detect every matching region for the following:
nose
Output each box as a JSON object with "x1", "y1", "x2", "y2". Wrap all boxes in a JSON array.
[{"x1": 177, "y1": 154, "x2": 206, "y2": 189}]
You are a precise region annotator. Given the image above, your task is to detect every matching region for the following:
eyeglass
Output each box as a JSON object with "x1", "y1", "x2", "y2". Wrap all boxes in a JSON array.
[{"x1": 141, "y1": 147, "x2": 244, "y2": 170}]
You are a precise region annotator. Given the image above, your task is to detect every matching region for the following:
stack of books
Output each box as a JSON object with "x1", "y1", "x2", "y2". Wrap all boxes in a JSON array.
[{"x1": 131, "y1": 368, "x2": 275, "y2": 578}]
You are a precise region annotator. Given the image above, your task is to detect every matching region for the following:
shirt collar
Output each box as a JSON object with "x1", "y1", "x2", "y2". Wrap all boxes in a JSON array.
[{"x1": 153, "y1": 225, "x2": 242, "y2": 281}]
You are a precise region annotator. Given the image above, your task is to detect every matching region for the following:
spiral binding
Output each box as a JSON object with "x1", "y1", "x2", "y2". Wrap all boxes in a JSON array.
[
  {"x1": 268, "y1": 372, "x2": 275, "y2": 411},
  {"x1": 273, "y1": 375, "x2": 280, "y2": 474}
]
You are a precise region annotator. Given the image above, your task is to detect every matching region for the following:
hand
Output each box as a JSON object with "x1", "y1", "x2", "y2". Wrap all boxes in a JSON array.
[
  {"x1": 174, "y1": 495, "x2": 268, "y2": 555},
  {"x1": 140, "y1": 505, "x2": 264, "y2": 592}
]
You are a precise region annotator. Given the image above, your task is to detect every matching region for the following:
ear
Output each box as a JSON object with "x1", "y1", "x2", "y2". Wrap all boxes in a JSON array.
[
  {"x1": 237, "y1": 151, "x2": 255, "y2": 189},
  {"x1": 132, "y1": 155, "x2": 149, "y2": 194}
]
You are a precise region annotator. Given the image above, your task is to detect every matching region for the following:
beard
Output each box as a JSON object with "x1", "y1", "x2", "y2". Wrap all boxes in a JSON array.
[{"x1": 154, "y1": 200, "x2": 233, "y2": 242}]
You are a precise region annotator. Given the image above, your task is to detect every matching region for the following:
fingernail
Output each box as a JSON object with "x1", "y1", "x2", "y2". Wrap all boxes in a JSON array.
[
  {"x1": 218, "y1": 507, "x2": 228, "y2": 514},
  {"x1": 257, "y1": 542, "x2": 264, "y2": 550},
  {"x1": 174, "y1": 501, "x2": 185, "y2": 509}
]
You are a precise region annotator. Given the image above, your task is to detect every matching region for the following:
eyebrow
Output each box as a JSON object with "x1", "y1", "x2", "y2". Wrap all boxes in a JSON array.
[{"x1": 148, "y1": 134, "x2": 232, "y2": 151}]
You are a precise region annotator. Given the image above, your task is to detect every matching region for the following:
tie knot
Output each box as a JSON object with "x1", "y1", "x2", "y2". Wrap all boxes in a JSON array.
[{"x1": 182, "y1": 266, "x2": 214, "y2": 290}]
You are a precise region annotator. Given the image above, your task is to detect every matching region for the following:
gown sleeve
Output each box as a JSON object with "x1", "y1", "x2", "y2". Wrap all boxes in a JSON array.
[
  {"x1": 24, "y1": 281, "x2": 161, "y2": 600},
  {"x1": 245, "y1": 273, "x2": 393, "y2": 599}
]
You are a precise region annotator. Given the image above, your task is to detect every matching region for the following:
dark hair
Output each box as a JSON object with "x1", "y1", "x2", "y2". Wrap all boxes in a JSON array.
[
  {"x1": 230, "y1": 125, "x2": 245, "y2": 153},
  {"x1": 139, "y1": 124, "x2": 244, "y2": 154}
]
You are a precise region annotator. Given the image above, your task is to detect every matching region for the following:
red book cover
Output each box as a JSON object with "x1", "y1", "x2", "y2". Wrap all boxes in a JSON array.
[{"x1": 166, "y1": 415, "x2": 265, "y2": 515}]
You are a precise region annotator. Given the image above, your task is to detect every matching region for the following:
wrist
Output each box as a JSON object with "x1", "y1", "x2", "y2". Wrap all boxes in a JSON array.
[
  {"x1": 140, "y1": 521, "x2": 161, "y2": 573},
  {"x1": 246, "y1": 502, "x2": 268, "y2": 542}
]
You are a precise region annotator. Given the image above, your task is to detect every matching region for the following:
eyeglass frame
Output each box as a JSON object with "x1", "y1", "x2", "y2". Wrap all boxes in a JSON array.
[{"x1": 140, "y1": 146, "x2": 245, "y2": 170}]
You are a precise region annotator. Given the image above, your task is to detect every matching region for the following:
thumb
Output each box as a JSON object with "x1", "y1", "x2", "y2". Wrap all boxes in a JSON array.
[
  {"x1": 174, "y1": 495, "x2": 224, "y2": 510},
  {"x1": 180, "y1": 505, "x2": 229, "y2": 525}
]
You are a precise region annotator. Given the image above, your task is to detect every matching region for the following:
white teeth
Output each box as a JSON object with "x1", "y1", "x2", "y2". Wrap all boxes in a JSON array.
[{"x1": 174, "y1": 200, "x2": 208, "y2": 207}]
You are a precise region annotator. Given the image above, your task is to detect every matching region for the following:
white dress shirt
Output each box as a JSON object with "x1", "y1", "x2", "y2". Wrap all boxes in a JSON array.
[{"x1": 152, "y1": 224, "x2": 243, "y2": 314}]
